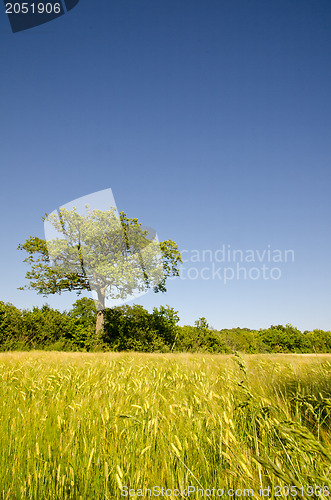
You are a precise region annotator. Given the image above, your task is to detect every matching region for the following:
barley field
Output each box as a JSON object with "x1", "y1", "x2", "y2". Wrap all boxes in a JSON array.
[{"x1": 0, "y1": 352, "x2": 330, "y2": 499}]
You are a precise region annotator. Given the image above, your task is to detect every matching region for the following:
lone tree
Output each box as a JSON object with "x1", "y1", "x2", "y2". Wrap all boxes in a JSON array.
[{"x1": 18, "y1": 207, "x2": 182, "y2": 335}]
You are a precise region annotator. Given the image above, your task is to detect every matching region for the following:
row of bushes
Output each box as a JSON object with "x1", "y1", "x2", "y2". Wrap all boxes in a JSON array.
[
  {"x1": 0, "y1": 299, "x2": 180, "y2": 352},
  {"x1": 0, "y1": 298, "x2": 96, "y2": 351},
  {"x1": 0, "y1": 299, "x2": 331, "y2": 353}
]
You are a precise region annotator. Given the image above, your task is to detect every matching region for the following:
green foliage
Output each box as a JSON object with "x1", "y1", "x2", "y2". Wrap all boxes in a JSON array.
[
  {"x1": 103, "y1": 304, "x2": 179, "y2": 352},
  {"x1": 67, "y1": 298, "x2": 98, "y2": 351},
  {"x1": 305, "y1": 329, "x2": 331, "y2": 353},
  {"x1": 175, "y1": 321, "x2": 228, "y2": 353},
  {"x1": 69, "y1": 297, "x2": 97, "y2": 323},
  {"x1": 0, "y1": 301, "x2": 23, "y2": 348},
  {"x1": 17, "y1": 236, "x2": 91, "y2": 297},
  {"x1": 219, "y1": 328, "x2": 266, "y2": 354},
  {"x1": 18, "y1": 208, "x2": 182, "y2": 338},
  {"x1": 151, "y1": 305, "x2": 180, "y2": 347},
  {"x1": 21, "y1": 304, "x2": 70, "y2": 348},
  {"x1": 194, "y1": 316, "x2": 209, "y2": 330},
  {"x1": 18, "y1": 208, "x2": 182, "y2": 312},
  {"x1": 1, "y1": 299, "x2": 331, "y2": 353},
  {"x1": 258, "y1": 324, "x2": 310, "y2": 353},
  {"x1": 0, "y1": 300, "x2": 95, "y2": 352}
]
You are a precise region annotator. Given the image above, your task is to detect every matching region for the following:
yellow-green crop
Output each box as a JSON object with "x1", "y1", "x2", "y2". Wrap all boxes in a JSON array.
[{"x1": 0, "y1": 352, "x2": 330, "y2": 499}]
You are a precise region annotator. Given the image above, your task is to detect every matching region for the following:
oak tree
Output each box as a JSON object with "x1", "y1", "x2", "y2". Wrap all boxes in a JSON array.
[{"x1": 18, "y1": 207, "x2": 182, "y2": 335}]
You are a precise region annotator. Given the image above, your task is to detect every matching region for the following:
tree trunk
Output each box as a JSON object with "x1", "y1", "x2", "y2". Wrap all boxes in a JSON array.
[
  {"x1": 95, "y1": 288, "x2": 106, "y2": 336},
  {"x1": 95, "y1": 309, "x2": 105, "y2": 336}
]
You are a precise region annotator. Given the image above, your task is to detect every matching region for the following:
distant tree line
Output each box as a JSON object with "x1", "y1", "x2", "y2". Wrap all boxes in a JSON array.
[{"x1": 0, "y1": 299, "x2": 330, "y2": 353}]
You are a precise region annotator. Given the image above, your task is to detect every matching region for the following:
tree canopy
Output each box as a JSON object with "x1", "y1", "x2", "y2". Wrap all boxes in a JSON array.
[{"x1": 18, "y1": 206, "x2": 182, "y2": 333}]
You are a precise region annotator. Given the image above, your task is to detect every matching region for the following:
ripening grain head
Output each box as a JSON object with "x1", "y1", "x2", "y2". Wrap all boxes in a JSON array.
[{"x1": 0, "y1": 352, "x2": 330, "y2": 499}]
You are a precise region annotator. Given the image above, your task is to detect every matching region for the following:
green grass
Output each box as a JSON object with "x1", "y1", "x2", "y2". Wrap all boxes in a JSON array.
[{"x1": 0, "y1": 352, "x2": 330, "y2": 499}]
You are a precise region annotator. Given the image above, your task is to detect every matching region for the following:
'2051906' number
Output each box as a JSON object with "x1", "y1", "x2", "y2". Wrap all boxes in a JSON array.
[{"x1": 6, "y1": 3, "x2": 62, "y2": 14}]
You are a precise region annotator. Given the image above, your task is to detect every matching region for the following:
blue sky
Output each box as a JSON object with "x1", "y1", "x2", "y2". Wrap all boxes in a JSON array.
[{"x1": 0, "y1": 0, "x2": 331, "y2": 331}]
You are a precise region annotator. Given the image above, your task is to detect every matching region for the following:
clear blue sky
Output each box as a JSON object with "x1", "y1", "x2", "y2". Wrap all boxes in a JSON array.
[{"x1": 1, "y1": 0, "x2": 331, "y2": 331}]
